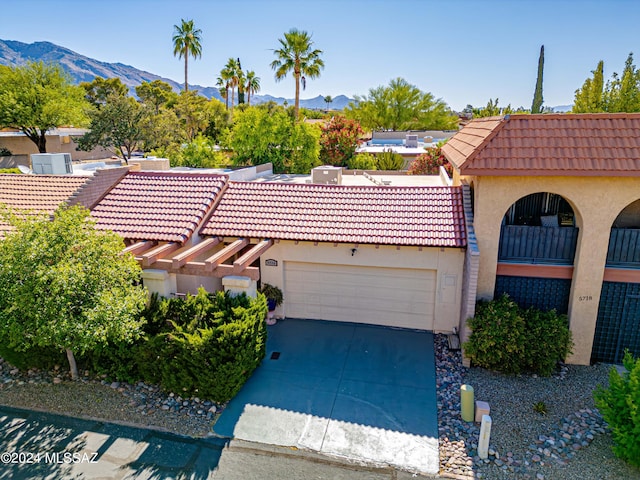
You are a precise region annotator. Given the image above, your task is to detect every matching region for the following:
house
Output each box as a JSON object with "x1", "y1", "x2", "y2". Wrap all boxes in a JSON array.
[
  {"x1": 199, "y1": 181, "x2": 468, "y2": 332},
  {"x1": 0, "y1": 167, "x2": 128, "y2": 236},
  {"x1": 0, "y1": 128, "x2": 113, "y2": 168},
  {"x1": 85, "y1": 170, "x2": 470, "y2": 334},
  {"x1": 442, "y1": 113, "x2": 640, "y2": 365}
]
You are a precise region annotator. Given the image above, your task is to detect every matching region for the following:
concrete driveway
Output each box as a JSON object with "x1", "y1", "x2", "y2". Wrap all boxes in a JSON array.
[{"x1": 213, "y1": 319, "x2": 438, "y2": 474}]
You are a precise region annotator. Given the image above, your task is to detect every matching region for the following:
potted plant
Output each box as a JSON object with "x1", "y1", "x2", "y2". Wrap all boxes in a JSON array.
[{"x1": 260, "y1": 283, "x2": 283, "y2": 324}]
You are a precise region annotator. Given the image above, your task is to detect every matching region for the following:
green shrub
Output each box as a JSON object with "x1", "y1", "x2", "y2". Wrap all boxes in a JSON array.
[
  {"x1": 464, "y1": 295, "x2": 527, "y2": 374},
  {"x1": 135, "y1": 289, "x2": 267, "y2": 402},
  {"x1": 0, "y1": 343, "x2": 66, "y2": 370},
  {"x1": 595, "y1": 351, "x2": 640, "y2": 467},
  {"x1": 0, "y1": 168, "x2": 20, "y2": 174},
  {"x1": 375, "y1": 148, "x2": 404, "y2": 170},
  {"x1": 347, "y1": 153, "x2": 377, "y2": 170},
  {"x1": 463, "y1": 294, "x2": 573, "y2": 376},
  {"x1": 523, "y1": 307, "x2": 573, "y2": 376},
  {"x1": 0, "y1": 147, "x2": 12, "y2": 156}
]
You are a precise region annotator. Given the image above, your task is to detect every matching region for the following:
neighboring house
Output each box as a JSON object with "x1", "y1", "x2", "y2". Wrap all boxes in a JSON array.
[
  {"x1": 0, "y1": 167, "x2": 128, "y2": 236},
  {"x1": 0, "y1": 128, "x2": 113, "y2": 168},
  {"x1": 442, "y1": 113, "x2": 640, "y2": 365}
]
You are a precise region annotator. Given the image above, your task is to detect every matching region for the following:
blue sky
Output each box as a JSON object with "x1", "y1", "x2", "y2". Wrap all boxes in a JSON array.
[{"x1": 3, "y1": 0, "x2": 640, "y2": 110}]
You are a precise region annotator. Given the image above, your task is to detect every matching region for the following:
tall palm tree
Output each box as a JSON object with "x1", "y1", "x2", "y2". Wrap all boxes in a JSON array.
[
  {"x1": 216, "y1": 68, "x2": 232, "y2": 110},
  {"x1": 270, "y1": 28, "x2": 324, "y2": 121},
  {"x1": 172, "y1": 19, "x2": 203, "y2": 92},
  {"x1": 245, "y1": 71, "x2": 261, "y2": 106},
  {"x1": 324, "y1": 95, "x2": 333, "y2": 111},
  {"x1": 223, "y1": 57, "x2": 242, "y2": 115}
]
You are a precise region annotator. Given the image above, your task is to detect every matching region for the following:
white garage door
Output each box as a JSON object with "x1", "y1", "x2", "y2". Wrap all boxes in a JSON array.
[{"x1": 284, "y1": 262, "x2": 436, "y2": 330}]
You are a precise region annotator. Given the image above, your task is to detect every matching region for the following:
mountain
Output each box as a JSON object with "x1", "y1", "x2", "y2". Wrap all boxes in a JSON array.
[
  {"x1": 551, "y1": 104, "x2": 573, "y2": 113},
  {"x1": 0, "y1": 39, "x2": 352, "y2": 109}
]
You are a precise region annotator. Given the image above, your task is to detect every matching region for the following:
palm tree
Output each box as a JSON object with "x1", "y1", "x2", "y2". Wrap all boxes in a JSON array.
[
  {"x1": 324, "y1": 95, "x2": 333, "y2": 111},
  {"x1": 223, "y1": 57, "x2": 242, "y2": 115},
  {"x1": 245, "y1": 71, "x2": 261, "y2": 106},
  {"x1": 271, "y1": 28, "x2": 324, "y2": 121},
  {"x1": 216, "y1": 68, "x2": 232, "y2": 110},
  {"x1": 172, "y1": 19, "x2": 203, "y2": 92}
]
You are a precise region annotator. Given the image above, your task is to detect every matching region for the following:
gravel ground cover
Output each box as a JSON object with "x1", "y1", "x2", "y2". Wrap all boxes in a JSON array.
[
  {"x1": 0, "y1": 338, "x2": 639, "y2": 480},
  {"x1": 435, "y1": 335, "x2": 640, "y2": 479}
]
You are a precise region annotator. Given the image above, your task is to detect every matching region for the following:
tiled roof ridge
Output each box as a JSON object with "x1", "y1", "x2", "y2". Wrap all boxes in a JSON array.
[
  {"x1": 505, "y1": 112, "x2": 640, "y2": 120},
  {"x1": 127, "y1": 171, "x2": 229, "y2": 179},
  {"x1": 227, "y1": 180, "x2": 461, "y2": 192}
]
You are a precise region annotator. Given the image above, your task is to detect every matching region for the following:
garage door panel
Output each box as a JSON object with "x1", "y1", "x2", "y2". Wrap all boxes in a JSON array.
[{"x1": 284, "y1": 262, "x2": 435, "y2": 330}]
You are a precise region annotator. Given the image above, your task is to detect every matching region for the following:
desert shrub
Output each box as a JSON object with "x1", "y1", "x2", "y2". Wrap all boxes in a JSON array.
[
  {"x1": 375, "y1": 148, "x2": 404, "y2": 170},
  {"x1": 347, "y1": 153, "x2": 377, "y2": 170},
  {"x1": 0, "y1": 147, "x2": 12, "y2": 156},
  {"x1": 464, "y1": 295, "x2": 527, "y2": 374},
  {"x1": 135, "y1": 288, "x2": 267, "y2": 402},
  {"x1": 595, "y1": 351, "x2": 640, "y2": 467},
  {"x1": 464, "y1": 294, "x2": 573, "y2": 375},
  {"x1": 523, "y1": 307, "x2": 573, "y2": 376},
  {"x1": 0, "y1": 168, "x2": 21, "y2": 174}
]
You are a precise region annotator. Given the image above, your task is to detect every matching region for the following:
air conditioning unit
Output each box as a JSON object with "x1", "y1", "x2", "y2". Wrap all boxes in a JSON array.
[
  {"x1": 405, "y1": 134, "x2": 418, "y2": 148},
  {"x1": 31, "y1": 153, "x2": 73, "y2": 175},
  {"x1": 311, "y1": 166, "x2": 342, "y2": 185}
]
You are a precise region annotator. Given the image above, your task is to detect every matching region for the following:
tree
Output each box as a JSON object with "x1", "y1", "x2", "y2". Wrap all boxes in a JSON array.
[
  {"x1": 606, "y1": 53, "x2": 640, "y2": 112},
  {"x1": 173, "y1": 90, "x2": 211, "y2": 141},
  {"x1": 324, "y1": 95, "x2": 333, "y2": 110},
  {"x1": 0, "y1": 205, "x2": 147, "y2": 380},
  {"x1": 172, "y1": 19, "x2": 203, "y2": 92},
  {"x1": 0, "y1": 61, "x2": 88, "y2": 153},
  {"x1": 78, "y1": 94, "x2": 146, "y2": 162},
  {"x1": 531, "y1": 45, "x2": 544, "y2": 114},
  {"x1": 573, "y1": 54, "x2": 640, "y2": 113},
  {"x1": 221, "y1": 58, "x2": 242, "y2": 115},
  {"x1": 573, "y1": 61, "x2": 605, "y2": 113},
  {"x1": 245, "y1": 70, "x2": 261, "y2": 106},
  {"x1": 271, "y1": 28, "x2": 325, "y2": 121},
  {"x1": 319, "y1": 115, "x2": 363, "y2": 166},
  {"x1": 81, "y1": 77, "x2": 128, "y2": 108},
  {"x1": 472, "y1": 98, "x2": 515, "y2": 118},
  {"x1": 345, "y1": 77, "x2": 458, "y2": 131},
  {"x1": 136, "y1": 80, "x2": 178, "y2": 114},
  {"x1": 226, "y1": 104, "x2": 320, "y2": 173}
]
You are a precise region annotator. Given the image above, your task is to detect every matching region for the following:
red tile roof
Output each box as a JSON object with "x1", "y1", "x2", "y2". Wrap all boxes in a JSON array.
[
  {"x1": 91, "y1": 172, "x2": 228, "y2": 244},
  {"x1": 200, "y1": 182, "x2": 466, "y2": 247},
  {"x1": 442, "y1": 113, "x2": 640, "y2": 176},
  {"x1": 0, "y1": 174, "x2": 90, "y2": 235}
]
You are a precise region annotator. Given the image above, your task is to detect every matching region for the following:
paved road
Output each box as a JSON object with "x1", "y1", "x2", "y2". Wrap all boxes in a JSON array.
[{"x1": 0, "y1": 406, "x2": 437, "y2": 479}]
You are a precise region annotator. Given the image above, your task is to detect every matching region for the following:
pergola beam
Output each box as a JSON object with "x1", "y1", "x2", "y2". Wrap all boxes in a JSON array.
[
  {"x1": 123, "y1": 240, "x2": 157, "y2": 256},
  {"x1": 140, "y1": 242, "x2": 180, "y2": 267},
  {"x1": 172, "y1": 237, "x2": 221, "y2": 269},
  {"x1": 233, "y1": 239, "x2": 273, "y2": 272},
  {"x1": 204, "y1": 238, "x2": 249, "y2": 270}
]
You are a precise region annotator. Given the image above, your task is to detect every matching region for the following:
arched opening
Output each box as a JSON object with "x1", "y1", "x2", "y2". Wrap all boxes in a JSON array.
[
  {"x1": 495, "y1": 192, "x2": 578, "y2": 314},
  {"x1": 592, "y1": 199, "x2": 640, "y2": 364}
]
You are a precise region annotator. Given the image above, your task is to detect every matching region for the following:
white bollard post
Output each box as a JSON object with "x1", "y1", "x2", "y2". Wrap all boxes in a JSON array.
[{"x1": 478, "y1": 414, "x2": 492, "y2": 459}]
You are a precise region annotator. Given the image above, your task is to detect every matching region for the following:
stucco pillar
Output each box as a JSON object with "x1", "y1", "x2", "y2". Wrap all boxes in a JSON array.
[
  {"x1": 566, "y1": 222, "x2": 610, "y2": 365},
  {"x1": 222, "y1": 275, "x2": 257, "y2": 298},
  {"x1": 141, "y1": 269, "x2": 177, "y2": 298}
]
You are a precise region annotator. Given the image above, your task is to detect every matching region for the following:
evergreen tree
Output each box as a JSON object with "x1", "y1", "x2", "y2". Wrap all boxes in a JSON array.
[
  {"x1": 531, "y1": 45, "x2": 544, "y2": 114},
  {"x1": 573, "y1": 61, "x2": 604, "y2": 113}
]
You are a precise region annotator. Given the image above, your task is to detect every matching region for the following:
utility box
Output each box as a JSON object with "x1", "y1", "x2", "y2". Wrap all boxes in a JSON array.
[
  {"x1": 312, "y1": 166, "x2": 342, "y2": 185},
  {"x1": 31, "y1": 153, "x2": 73, "y2": 174}
]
